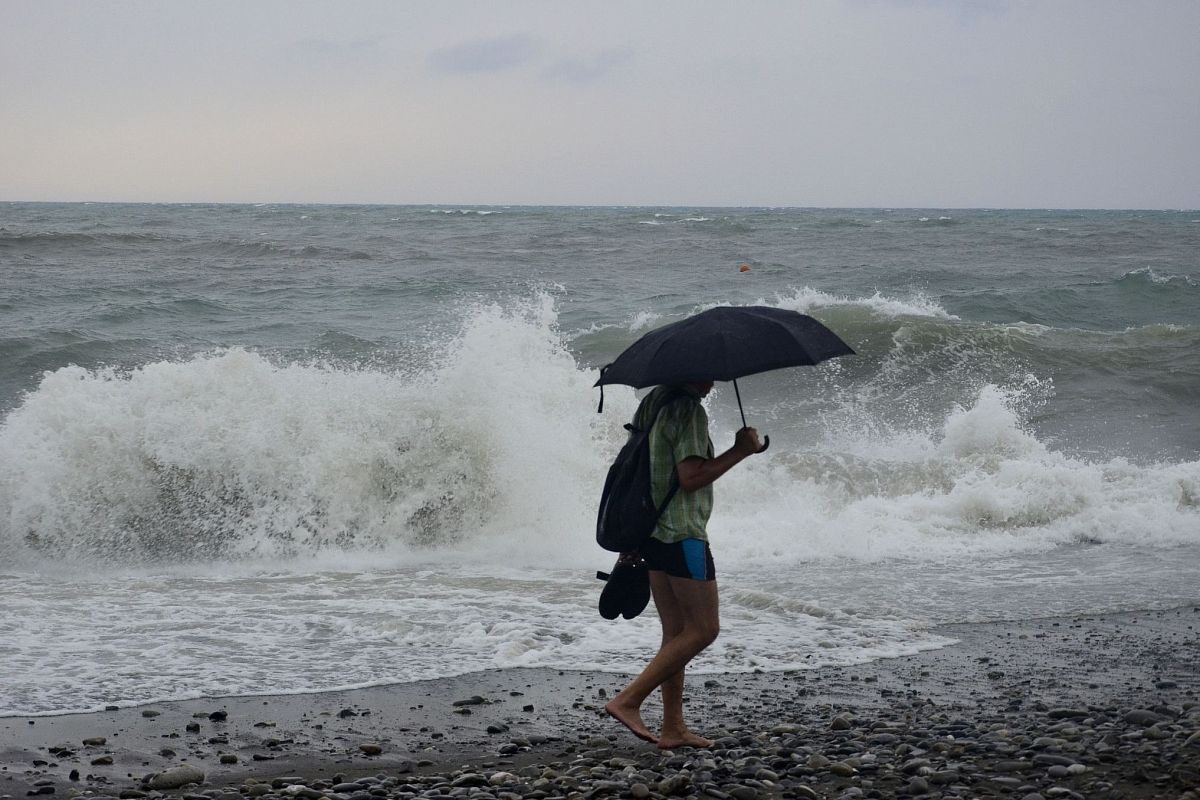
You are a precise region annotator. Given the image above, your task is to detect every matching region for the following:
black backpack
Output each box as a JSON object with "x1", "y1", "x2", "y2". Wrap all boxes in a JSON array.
[{"x1": 596, "y1": 389, "x2": 689, "y2": 553}]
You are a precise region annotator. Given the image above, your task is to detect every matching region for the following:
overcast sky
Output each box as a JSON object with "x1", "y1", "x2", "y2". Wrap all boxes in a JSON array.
[{"x1": 3, "y1": 1, "x2": 1198, "y2": 208}]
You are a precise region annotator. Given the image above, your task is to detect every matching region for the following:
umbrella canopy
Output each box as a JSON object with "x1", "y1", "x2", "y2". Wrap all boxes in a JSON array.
[
  {"x1": 594, "y1": 305, "x2": 854, "y2": 451},
  {"x1": 595, "y1": 305, "x2": 854, "y2": 389}
]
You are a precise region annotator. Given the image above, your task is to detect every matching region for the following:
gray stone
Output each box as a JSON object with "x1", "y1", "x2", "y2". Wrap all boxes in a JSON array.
[
  {"x1": 82, "y1": 737, "x2": 107, "y2": 747},
  {"x1": 487, "y1": 773, "x2": 517, "y2": 787},
  {"x1": 358, "y1": 744, "x2": 382, "y2": 756},
  {"x1": 807, "y1": 754, "x2": 831, "y2": 769},
  {"x1": 1044, "y1": 789, "x2": 1084, "y2": 799},
  {"x1": 830, "y1": 715, "x2": 852, "y2": 731},
  {"x1": 1123, "y1": 709, "x2": 1163, "y2": 726},
  {"x1": 146, "y1": 765, "x2": 205, "y2": 790},
  {"x1": 658, "y1": 774, "x2": 691, "y2": 795},
  {"x1": 586, "y1": 780, "x2": 624, "y2": 794},
  {"x1": 907, "y1": 777, "x2": 929, "y2": 795},
  {"x1": 629, "y1": 783, "x2": 650, "y2": 799},
  {"x1": 1046, "y1": 709, "x2": 1088, "y2": 720},
  {"x1": 985, "y1": 777, "x2": 1024, "y2": 789},
  {"x1": 1031, "y1": 737, "x2": 1066, "y2": 749}
]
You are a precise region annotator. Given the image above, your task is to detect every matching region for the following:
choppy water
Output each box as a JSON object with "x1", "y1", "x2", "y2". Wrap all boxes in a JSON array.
[{"x1": 1, "y1": 203, "x2": 1197, "y2": 716}]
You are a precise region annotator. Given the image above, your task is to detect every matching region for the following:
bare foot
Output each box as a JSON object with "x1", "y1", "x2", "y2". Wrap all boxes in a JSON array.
[
  {"x1": 604, "y1": 699, "x2": 657, "y2": 744},
  {"x1": 657, "y1": 730, "x2": 714, "y2": 750}
]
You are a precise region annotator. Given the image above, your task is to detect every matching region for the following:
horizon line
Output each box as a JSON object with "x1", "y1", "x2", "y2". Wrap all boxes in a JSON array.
[{"x1": 3, "y1": 199, "x2": 1198, "y2": 212}]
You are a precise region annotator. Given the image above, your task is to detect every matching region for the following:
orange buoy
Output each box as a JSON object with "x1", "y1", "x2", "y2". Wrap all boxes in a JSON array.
[{"x1": 738, "y1": 263, "x2": 751, "y2": 272}]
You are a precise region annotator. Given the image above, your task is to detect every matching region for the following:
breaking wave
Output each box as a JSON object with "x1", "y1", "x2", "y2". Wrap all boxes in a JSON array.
[{"x1": 1, "y1": 296, "x2": 1195, "y2": 574}]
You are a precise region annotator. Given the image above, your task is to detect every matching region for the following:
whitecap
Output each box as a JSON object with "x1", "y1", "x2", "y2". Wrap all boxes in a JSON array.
[{"x1": 760, "y1": 287, "x2": 958, "y2": 320}]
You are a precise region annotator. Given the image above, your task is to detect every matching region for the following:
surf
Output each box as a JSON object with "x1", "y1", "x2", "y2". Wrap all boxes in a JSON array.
[{"x1": 1, "y1": 295, "x2": 1195, "y2": 577}]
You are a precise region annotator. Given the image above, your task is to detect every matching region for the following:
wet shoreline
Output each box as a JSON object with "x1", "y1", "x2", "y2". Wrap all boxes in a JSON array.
[{"x1": 3, "y1": 606, "x2": 1197, "y2": 799}]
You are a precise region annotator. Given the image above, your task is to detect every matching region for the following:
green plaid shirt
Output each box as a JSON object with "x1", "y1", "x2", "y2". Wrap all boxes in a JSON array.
[{"x1": 633, "y1": 386, "x2": 714, "y2": 543}]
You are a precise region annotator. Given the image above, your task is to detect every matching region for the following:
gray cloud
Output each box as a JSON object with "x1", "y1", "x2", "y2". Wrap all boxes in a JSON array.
[{"x1": 428, "y1": 33, "x2": 541, "y2": 74}]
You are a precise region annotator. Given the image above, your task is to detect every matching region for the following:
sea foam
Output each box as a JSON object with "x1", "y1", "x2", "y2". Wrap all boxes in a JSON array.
[{"x1": 1, "y1": 296, "x2": 1195, "y2": 577}]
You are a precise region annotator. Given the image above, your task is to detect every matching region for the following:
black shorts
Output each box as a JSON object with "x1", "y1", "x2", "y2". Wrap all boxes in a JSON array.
[{"x1": 641, "y1": 537, "x2": 716, "y2": 581}]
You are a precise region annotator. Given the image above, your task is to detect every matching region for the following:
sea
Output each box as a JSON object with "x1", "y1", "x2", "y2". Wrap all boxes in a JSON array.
[{"x1": 1, "y1": 203, "x2": 1197, "y2": 718}]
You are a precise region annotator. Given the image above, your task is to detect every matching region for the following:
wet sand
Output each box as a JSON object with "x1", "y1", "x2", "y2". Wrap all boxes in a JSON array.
[{"x1": 2, "y1": 606, "x2": 1197, "y2": 799}]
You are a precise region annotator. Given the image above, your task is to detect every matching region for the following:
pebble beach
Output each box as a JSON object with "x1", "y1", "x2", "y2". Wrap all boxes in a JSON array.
[{"x1": 4, "y1": 607, "x2": 1197, "y2": 800}]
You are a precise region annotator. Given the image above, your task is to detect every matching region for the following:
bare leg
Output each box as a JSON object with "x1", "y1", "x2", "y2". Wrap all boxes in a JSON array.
[
  {"x1": 605, "y1": 572, "x2": 719, "y2": 747},
  {"x1": 656, "y1": 575, "x2": 718, "y2": 749},
  {"x1": 653, "y1": 574, "x2": 686, "y2": 739},
  {"x1": 604, "y1": 571, "x2": 678, "y2": 743}
]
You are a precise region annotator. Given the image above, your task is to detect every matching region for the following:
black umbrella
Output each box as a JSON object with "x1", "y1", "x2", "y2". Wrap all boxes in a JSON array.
[{"x1": 594, "y1": 305, "x2": 854, "y2": 450}]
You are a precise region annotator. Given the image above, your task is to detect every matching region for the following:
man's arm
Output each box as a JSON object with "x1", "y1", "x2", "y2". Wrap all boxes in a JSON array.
[{"x1": 675, "y1": 427, "x2": 761, "y2": 492}]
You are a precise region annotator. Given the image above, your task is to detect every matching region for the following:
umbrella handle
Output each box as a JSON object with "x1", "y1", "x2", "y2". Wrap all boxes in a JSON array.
[{"x1": 733, "y1": 380, "x2": 770, "y2": 454}]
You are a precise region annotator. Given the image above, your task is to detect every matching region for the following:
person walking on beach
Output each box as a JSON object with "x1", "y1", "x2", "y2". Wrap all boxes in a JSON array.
[{"x1": 605, "y1": 381, "x2": 762, "y2": 748}]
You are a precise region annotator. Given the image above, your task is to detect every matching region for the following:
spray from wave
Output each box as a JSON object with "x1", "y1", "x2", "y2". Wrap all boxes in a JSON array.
[
  {"x1": 714, "y1": 383, "x2": 1199, "y2": 565},
  {"x1": 0, "y1": 295, "x2": 1196, "y2": 574},
  {"x1": 0, "y1": 296, "x2": 621, "y2": 568}
]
